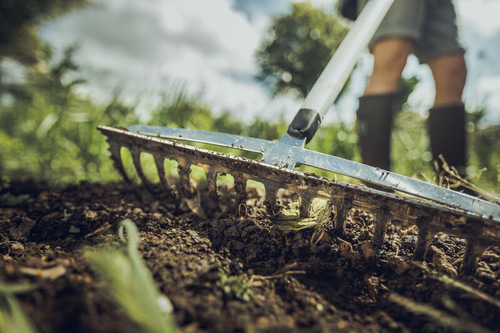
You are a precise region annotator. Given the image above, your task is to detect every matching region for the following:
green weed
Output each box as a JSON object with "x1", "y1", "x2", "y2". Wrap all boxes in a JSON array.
[
  {"x1": 86, "y1": 220, "x2": 177, "y2": 333},
  {"x1": 0, "y1": 282, "x2": 39, "y2": 333},
  {"x1": 217, "y1": 270, "x2": 253, "y2": 302}
]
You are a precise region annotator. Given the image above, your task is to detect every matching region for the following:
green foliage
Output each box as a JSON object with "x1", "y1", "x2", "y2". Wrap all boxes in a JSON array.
[
  {"x1": 149, "y1": 87, "x2": 214, "y2": 130},
  {"x1": 256, "y1": 2, "x2": 349, "y2": 97},
  {"x1": 213, "y1": 112, "x2": 244, "y2": 135},
  {"x1": 0, "y1": 193, "x2": 34, "y2": 208},
  {"x1": 86, "y1": 220, "x2": 177, "y2": 333},
  {"x1": 245, "y1": 117, "x2": 281, "y2": 140},
  {"x1": 396, "y1": 76, "x2": 420, "y2": 112},
  {"x1": 307, "y1": 121, "x2": 359, "y2": 162},
  {"x1": 470, "y1": 125, "x2": 500, "y2": 191},
  {"x1": 0, "y1": 46, "x2": 130, "y2": 182},
  {"x1": 0, "y1": 0, "x2": 88, "y2": 64},
  {"x1": 0, "y1": 282, "x2": 39, "y2": 333},
  {"x1": 217, "y1": 270, "x2": 253, "y2": 302},
  {"x1": 392, "y1": 110, "x2": 434, "y2": 180},
  {"x1": 391, "y1": 108, "x2": 500, "y2": 194}
]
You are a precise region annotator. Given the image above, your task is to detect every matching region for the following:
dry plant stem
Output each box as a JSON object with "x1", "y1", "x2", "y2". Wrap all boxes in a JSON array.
[
  {"x1": 310, "y1": 226, "x2": 326, "y2": 246},
  {"x1": 85, "y1": 222, "x2": 112, "y2": 238},
  {"x1": 430, "y1": 273, "x2": 500, "y2": 309},
  {"x1": 438, "y1": 155, "x2": 500, "y2": 204},
  {"x1": 388, "y1": 293, "x2": 493, "y2": 333},
  {"x1": 394, "y1": 225, "x2": 417, "y2": 257},
  {"x1": 410, "y1": 260, "x2": 500, "y2": 309},
  {"x1": 398, "y1": 225, "x2": 417, "y2": 242},
  {"x1": 252, "y1": 271, "x2": 307, "y2": 280}
]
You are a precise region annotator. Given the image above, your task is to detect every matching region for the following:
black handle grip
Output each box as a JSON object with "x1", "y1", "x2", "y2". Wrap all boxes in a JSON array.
[{"x1": 287, "y1": 108, "x2": 322, "y2": 144}]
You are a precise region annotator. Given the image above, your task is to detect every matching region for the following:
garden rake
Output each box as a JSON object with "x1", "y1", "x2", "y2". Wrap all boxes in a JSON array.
[{"x1": 99, "y1": 0, "x2": 500, "y2": 273}]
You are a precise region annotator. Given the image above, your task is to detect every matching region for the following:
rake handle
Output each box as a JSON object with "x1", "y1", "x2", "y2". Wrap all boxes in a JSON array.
[{"x1": 287, "y1": 0, "x2": 394, "y2": 143}]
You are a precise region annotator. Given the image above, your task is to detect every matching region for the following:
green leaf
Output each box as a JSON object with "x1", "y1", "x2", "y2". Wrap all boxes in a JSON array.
[
  {"x1": 0, "y1": 282, "x2": 39, "y2": 333},
  {"x1": 86, "y1": 220, "x2": 177, "y2": 333}
]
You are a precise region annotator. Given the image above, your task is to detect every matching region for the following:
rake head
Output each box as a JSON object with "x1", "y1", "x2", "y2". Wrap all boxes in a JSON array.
[{"x1": 98, "y1": 125, "x2": 500, "y2": 274}]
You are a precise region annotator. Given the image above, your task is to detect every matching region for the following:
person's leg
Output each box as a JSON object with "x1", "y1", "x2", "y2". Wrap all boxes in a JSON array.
[
  {"x1": 428, "y1": 53, "x2": 467, "y2": 107},
  {"x1": 427, "y1": 53, "x2": 468, "y2": 178},
  {"x1": 357, "y1": 38, "x2": 413, "y2": 170},
  {"x1": 364, "y1": 38, "x2": 414, "y2": 95},
  {"x1": 412, "y1": 0, "x2": 469, "y2": 183}
]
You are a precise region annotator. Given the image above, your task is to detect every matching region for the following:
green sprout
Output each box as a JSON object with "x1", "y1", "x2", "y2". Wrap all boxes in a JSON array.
[
  {"x1": 86, "y1": 219, "x2": 177, "y2": 333},
  {"x1": 0, "y1": 193, "x2": 34, "y2": 208},
  {"x1": 0, "y1": 282, "x2": 39, "y2": 333},
  {"x1": 217, "y1": 270, "x2": 253, "y2": 302}
]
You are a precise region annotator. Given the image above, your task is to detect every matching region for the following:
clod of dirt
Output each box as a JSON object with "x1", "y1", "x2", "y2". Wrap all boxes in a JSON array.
[{"x1": 430, "y1": 245, "x2": 458, "y2": 276}]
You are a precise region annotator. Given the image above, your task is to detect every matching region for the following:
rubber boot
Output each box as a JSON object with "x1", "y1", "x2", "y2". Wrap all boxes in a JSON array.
[
  {"x1": 428, "y1": 104, "x2": 470, "y2": 193},
  {"x1": 356, "y1": 94, "x2": 396, "y2": 170}
]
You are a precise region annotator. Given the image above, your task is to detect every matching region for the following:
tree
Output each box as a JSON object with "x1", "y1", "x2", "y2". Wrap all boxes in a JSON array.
[
  {"x1": 0, "y1": 0, "x2": 88, "y2": 65},
  {"x1": 256, "y1": 2, "x2": 349, "y2": 97}
]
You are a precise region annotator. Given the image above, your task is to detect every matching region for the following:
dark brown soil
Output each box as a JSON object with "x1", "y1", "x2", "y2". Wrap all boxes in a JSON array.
[{"x1": 1, "y1": 180, "x2": 500, "y2": 332}]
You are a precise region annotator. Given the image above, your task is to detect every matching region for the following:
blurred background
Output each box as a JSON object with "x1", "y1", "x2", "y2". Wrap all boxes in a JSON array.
[{"x1": 1, "y1": 0, "x2": 499, "y2": 193}]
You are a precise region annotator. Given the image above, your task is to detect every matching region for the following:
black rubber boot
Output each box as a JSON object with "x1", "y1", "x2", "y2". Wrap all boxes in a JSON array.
[
  {"x1": 427, "y1": 104, "x2": 467, "y2": 179},
  {"x1": 356, "y1": 94, "x2": 396, "y2": 170}
]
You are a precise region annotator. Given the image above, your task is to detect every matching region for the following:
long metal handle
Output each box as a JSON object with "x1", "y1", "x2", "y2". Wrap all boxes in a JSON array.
[{"x1": 287, "y1": 0, "x2": 394, "y2": 142}]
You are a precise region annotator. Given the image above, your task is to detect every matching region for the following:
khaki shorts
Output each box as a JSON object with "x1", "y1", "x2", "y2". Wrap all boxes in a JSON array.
[{"x1": 358, "y1": 0, "x2": 465, "y2": 63}]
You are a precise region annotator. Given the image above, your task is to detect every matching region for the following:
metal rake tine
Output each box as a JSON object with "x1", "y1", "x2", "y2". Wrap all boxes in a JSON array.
[
  {"x1": 372, "y1": 208, "x2": 391, "y2": 248},
  {"x1": 130, "y1": 146, "x2": 155, "y2": 192},
  {"x1": 206, "y1": 168, "x2": 220, "y2": 208},
  {"x1": 176, "y1": 161, "x2": 194, "y2": 197},
  {"x1": 176, "y1": 161, "x2": 208, "y2": 218},
  {"x1": 298, "y1": 190, "x2": 316, "y2": 218},
  {"x1": 333, "y1": 195, "x2": 354, "y2": 236},
  {"x1": 461, "y1": 241, "x2": 487, "y2": 274},
  {"x1": 153, "y1": 154, "x2": 175, "y2": 197},
  {"x1": 263, "y1": 181, "x2": 281, "y2": 213},
  {"x1": 234, "y1": 172, "x2": 248, "y2": 206},
  {"x1": 414, "y1": 216, "x2": 435, "y2": 261},
  {"x1": 107, "y1": 141, "x2": 131, "y2": 184}
]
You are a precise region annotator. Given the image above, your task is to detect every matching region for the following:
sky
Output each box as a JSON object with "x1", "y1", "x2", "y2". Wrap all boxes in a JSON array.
[{"x1": 41, "y1": 0, "x2": 500, "y2": 126}]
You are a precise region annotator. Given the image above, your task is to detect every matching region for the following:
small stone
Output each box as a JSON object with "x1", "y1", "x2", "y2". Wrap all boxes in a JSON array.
[
  {"x1": 388, "y1": 256, "x2": 411, "y2": 276},
  {"x1": 338, "y1": 239, "x2": 353, "y2": 257},
  {"x1": 364, "y1": 274, "x2": 380, "y2": 298},
  {"x1": 68, "y1": 225, "x2": 81, "y2": 234},
  {"x1": 476, "y1": 261, "x2": 496, "y2": 283},
  {"x1": 337, "y1": 320, "x2": 348, "y2": 330},
  {"x1": 85, "y1": 210, "x2": 98, "y2": 220},
  {"x1": 224, "y1": 226, "x2": 240, "y2": 238},
  {"x1": 10, "y1": 217, "x2": 36, "y2": 240},
  {"x1": 10, "y1": 242, "x2": 25, "y2": 254},
  {"x1": 430, "y1": 246, "x2": 457, "y2": 276}
]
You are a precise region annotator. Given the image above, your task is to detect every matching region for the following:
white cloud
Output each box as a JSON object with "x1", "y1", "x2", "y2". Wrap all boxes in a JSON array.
[
  {"x1": 456, "y1": 0, "x2": 500, "y2": 38},
  {"x1": 42, "y1": 0, "x2": 292, "y2": 122}
]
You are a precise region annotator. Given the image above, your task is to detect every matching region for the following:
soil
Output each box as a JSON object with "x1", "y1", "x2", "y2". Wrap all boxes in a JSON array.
[{"x1": 1, "y1": 180, "x2": 500, "y2": 333}]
